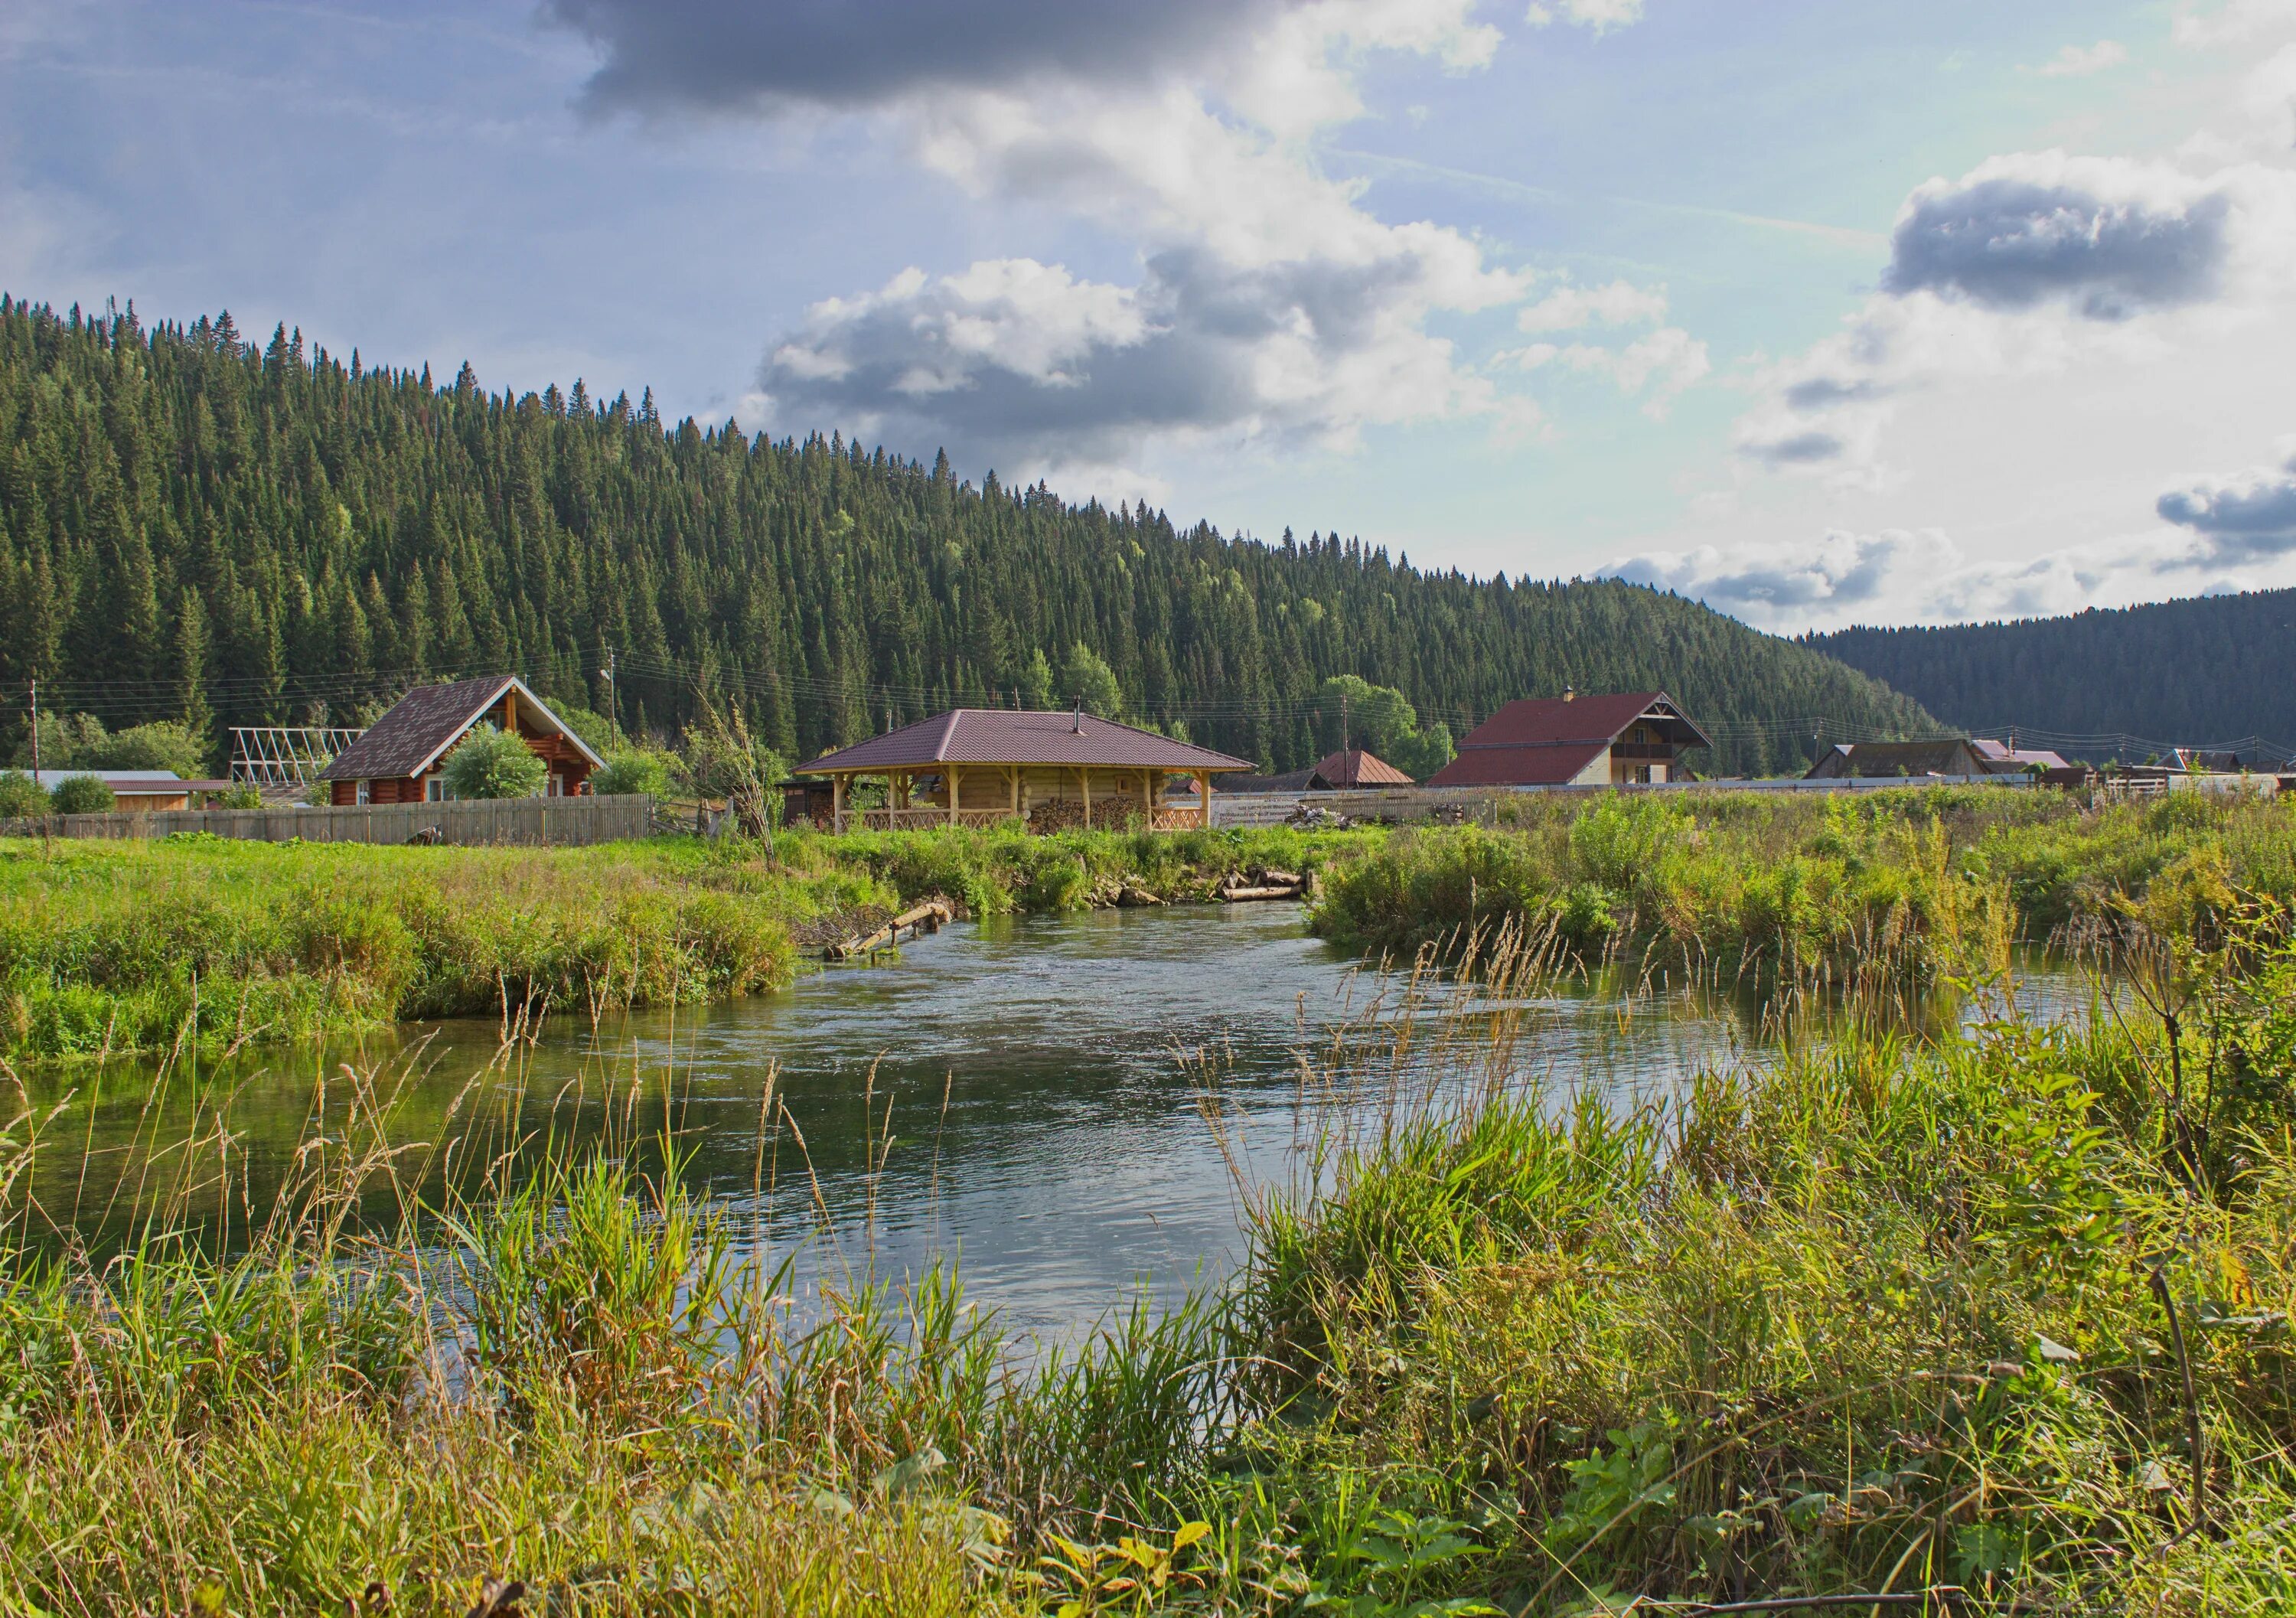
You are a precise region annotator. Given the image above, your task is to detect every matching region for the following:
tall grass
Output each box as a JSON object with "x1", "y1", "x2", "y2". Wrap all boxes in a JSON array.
[
  {"x1": 2, "y1": 856, "x2": 2291, "y2": 1612},
  {"x1": 1311, "y1": 788, "x2": 2296, "y2": 996}
]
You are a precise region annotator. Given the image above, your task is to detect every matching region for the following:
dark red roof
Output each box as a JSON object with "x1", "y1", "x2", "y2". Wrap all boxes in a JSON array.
[
  {"x1": 804, "y1": 710, "x2": 1252, "y2": 774},
  {"x1": 319, "y1": 675, "x2": 604, "y2": 781},
  {"x1": 1427, "y1": 692, "x2": 1709, "y2": 788},
  {"x1": 1312, "y1": 748, "x2": 1415, "y2": 787}
]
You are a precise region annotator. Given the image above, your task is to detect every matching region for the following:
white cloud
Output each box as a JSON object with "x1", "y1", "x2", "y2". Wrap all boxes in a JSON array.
[
  {"x1": 554, "y1": 0, "x2": 1552, "y2": 483},
  {"x1": 1515, "y1": 277, "x2": 1669, "y2": 333},
  {"x1": 1523, "y1": 0, "x2": 1645, "y2": 36},
  {"x1": 1731, "y1": 148, "x2": 2296, "y2": 485},
  {"x1": 2033, "y1": 41, "x2": 2128, "y2": 77},
  {"x1": 2174, "y1": 0, "x2": 2296, "y2": 47}
]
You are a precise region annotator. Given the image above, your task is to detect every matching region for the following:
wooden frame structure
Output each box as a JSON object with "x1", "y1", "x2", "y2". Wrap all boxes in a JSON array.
[{"x1": 801, "y1": 708, "x2": 1253, "y2": 834}]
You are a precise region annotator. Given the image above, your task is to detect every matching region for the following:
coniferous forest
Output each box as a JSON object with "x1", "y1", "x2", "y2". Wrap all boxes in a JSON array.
[
  {"x1": 0, "y1": 297, "x2": 1937, "y2": 777},
  {"x1": 1809, "y1": 589, "x2": 2296, "y2": 761}
]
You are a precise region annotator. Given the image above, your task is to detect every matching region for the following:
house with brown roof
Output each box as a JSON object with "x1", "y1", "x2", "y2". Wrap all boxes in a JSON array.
[
  {"x1": 319, "y1": 675, "x2": 603, "y2": 805},
  {"x1": 1215, "y1": 747, "x2": 1418, "y2": 794},
  {"x1": 801, "y1": 707, "x2": 1254, "y2": 832},
  {"x1": 1428, "y1": 691, "x2": 1711, "y2": 788}
]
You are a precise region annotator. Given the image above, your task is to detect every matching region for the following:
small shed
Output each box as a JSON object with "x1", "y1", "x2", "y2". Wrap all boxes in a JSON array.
[
  {"x1": 32, "y1": 770, "x2": 233, "y2": 812},
  {"x1": 1430, "y1": 691, "x2": 1710, "y2": 788},
  {"x1": 1971, "y1": 739, "x2": 2072, "y2": 774},
  {"x1": 801, "y1": 708, "x2": 1253, "y2": 832},
  {"x1": 1202, "y1": 747, "x2": 1417, "y2": 794},
  {"x1": 319, "y1": 675, "x2": 602, "y2": 805}
]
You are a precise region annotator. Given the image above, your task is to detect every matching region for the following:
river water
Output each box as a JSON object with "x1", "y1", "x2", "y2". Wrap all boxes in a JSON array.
[{"x1": 16, "y1": 903, "x2": 2090, "y2": 1341}]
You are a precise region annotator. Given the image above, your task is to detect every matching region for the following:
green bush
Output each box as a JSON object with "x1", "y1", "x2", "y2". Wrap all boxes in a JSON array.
[
  {"x1": 439, "y1": 728, "x2": 547, "y2": 800},
  {"x1": 0, "y1": 770, "x2": 46, "y2": 819},
  {"x1": 212, "y1": 783, "x2": 265, "y2": 810},
  {"x1": 47, "y1": 775, "x2": 116, "y2": 815},
  {"x1": 592, "y1": 746, "x2": 679, "y2": 801}
]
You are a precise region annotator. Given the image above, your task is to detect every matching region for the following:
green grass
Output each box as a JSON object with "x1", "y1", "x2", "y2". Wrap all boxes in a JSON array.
[
  {"x1": 0, "y1": 825, "x2": 1378, "y2": 1063},
  {"x1": 3, "y1": 889, "x2": 2291, "y2": 1612},
  {"x1": 1309, "y1": 788, "x2": 2296, "y2": 994}
]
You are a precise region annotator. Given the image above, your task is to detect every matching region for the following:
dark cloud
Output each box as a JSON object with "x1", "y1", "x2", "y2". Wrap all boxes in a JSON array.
[
  {"x1": 2157, "y1": 452, "x2": 2296, "y2": 564},
  {"x1": 1882, "y1": 170, "x2": 2230, "y2": 320},
  {"x1": 1739, "y1": 429, "x2": 1845, "y2": 467},
  {"x1": 1782, "y1": 376, "x2": 1880, "y2": 410},
  {"x1": 754, "y1": 246, "x2": 1444, "y2": 471},
  {"x1": 1609, "y1": 530, "x2": 1943, "y2": 615},
  {"x1": 543, "y1": 0, "x2": 1291, "y2": 116}
]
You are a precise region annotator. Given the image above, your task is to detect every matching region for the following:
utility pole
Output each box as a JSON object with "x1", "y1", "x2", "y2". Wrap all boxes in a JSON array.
[
  {"x1": 28, "y1": 671, "x2": 39, "y2": 779},
  {"x1": 598, "y1": 648, "x2": 618, "y2": 739}
]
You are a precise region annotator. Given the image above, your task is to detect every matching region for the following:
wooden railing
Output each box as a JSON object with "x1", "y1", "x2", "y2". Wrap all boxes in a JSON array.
[
  {"x1": 1151, "y1": 804, "x2": 1207, "y2": 830},
  {"x1": 845, "y1": 807, "x2": 1023, "y2": 831}
]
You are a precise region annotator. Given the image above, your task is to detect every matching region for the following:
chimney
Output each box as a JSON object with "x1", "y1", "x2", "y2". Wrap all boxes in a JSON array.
[
  {"x1": 1562, "y1": 685, "x2": 1577, "y2": 703},
  {"x1": 1071, "y1": 698, "x2": 1085, "y2": 735}
]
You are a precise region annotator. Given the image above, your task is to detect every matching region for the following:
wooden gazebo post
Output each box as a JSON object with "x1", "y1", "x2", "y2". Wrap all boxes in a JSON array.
[
  {"x1": 1194, "y1": 768, "x2": 1211, "y2": 829},
  {"x1": 832, "y1": 773, "x2": 846, "y2": 833}
]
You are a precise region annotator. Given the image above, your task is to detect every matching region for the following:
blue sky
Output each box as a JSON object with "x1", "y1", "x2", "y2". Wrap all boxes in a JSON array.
[{"x1": 7, "y1": 0, "x2": 2296, "y2": 630}]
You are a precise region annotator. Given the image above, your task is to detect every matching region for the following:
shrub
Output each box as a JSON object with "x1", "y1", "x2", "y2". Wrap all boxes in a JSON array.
[
  {"x1": 47, "y1": 775, "x2": 116, "y2": 815},
  {"x1": 212, "y1": 784, "x2": 265, "y2": 810},
  {"x1": 592, "y1": 746, "x2": 679, "y2": 801},
  {"x1": 77, "y1": 719, "x2": 212, "y2": 778},
  {"x1": 439, "y1": 728, "x2": 547, "y2": 800},
  {"x1": 0, "y1": 770, "x2": 46, "y2": 819}
]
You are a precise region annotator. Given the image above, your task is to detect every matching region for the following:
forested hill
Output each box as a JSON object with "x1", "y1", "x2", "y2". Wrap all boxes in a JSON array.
[
  {"x1": 0, "y1": 296, "x2": 1934, "y2": 777},
  {"x1": 1808, "y1": 590, "x2": 2296, "y2": 762}
]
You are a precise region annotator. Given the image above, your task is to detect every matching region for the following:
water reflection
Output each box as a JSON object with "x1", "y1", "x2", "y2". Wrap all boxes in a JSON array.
[{"x1": 16, "y1": 904, "x2": 2093, "y2": 1340}]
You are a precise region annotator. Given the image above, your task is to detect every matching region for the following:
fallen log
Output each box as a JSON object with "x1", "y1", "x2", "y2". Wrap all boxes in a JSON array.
[
  {"x1": 1220, "y1": 884, "x2": 1304, "y2": 902},
  {"x1": 827, "y1": 899, "x2": 953, "y2": 959}
]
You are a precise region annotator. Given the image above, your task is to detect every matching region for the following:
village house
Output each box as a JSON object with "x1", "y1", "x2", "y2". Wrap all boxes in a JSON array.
[
  {"x1": 1428, "y1": 690, "x2": 1711, "y2": 788},
  {"x1": 1806, "y1": 736, "x2": 2072, "y2": 780},
  {"x1": 799, "y1": 707, "x2": 1253, "y2": 832},
  {"x1": 318, "y1": 675, "x2": 602, "y2": 805}
]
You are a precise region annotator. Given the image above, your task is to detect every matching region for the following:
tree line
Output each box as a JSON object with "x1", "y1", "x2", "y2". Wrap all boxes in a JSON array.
[
  {"x1": 0, "y1": 295, "x2": 1934, "y2": 778},
  {"x1": 1807, "y1": 589, "x2": 2296, "y2": 762}
]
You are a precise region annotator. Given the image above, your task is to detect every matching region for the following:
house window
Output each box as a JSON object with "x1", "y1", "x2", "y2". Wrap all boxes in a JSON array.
[
  {"x1": 355, "y1": 780, "x2": 370, "y2": 805},
  {"x1": 426, "y1": 777, "x2": 445, "y2": 802},
  {"x1": 546, "y1": 773, "x2": 563, "y2": 798}
]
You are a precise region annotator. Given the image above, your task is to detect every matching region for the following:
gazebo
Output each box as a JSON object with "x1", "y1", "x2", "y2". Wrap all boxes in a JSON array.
[{"x1": 801, "y1": 708, "x2": 1254, "y2": 833}]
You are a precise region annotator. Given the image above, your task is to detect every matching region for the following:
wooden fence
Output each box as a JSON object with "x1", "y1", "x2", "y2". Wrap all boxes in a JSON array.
[{"x1": 0, "y1": 794, "x2": 656, "y2": 848}]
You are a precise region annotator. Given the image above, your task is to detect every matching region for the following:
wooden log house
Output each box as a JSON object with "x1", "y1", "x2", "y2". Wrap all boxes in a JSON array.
[
  {"x1": 799, "y1": 708, "x2": 1254, "y2": 833},
  {"x1": 318, "y1": 674, "x2": 604, "y2": 805}
]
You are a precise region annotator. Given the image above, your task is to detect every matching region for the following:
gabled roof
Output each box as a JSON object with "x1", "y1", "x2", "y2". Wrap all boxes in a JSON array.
[
  {"x1": 1310, "y1": 748, "x2": 1416, "y2": 788},
  {"x1": 804, "y1": 709, "x2": 1252, "y2": 774},
  {"x1": 1971, "y1": 739, "x2": 2071, "y2": 772},
  {"x1": 1427, "y1": 692, "x2": 1710, "y2": 787},
  {"x1": 1805, "y1": 739, "x2": 1987, "y2": 779},
  {"x1": 319, "y1": 675, "x2": 604, "y2": 781}
]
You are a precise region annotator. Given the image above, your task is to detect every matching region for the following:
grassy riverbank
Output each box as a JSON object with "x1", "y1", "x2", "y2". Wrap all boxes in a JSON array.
[
  {"x1": 1310, "y1": 788, "x2": 2296, "y2": 990},
  {"x1": 3, "y1": 905, "x2": 2290, "y2": 1613},
  {"x1": 0, "y1": 824, "x2": 1370, "y2": 1063}
]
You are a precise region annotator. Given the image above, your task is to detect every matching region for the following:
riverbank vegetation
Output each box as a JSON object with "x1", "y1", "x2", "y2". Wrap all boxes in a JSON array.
[
  {"x1": 1310, "y1": 788, "x2": 2296, "y2": 993},
  {"x1": 0, "y1": 824, "x2": 1368, "y2": 1062},
  {"x1": 2, "y1": 893, "x2": 2290, "y2": 1612}
]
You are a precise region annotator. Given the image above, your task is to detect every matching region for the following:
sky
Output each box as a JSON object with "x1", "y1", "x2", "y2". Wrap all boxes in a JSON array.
[{"x1": 6, "y1": 0, "x2": 2296, "y2": 632}]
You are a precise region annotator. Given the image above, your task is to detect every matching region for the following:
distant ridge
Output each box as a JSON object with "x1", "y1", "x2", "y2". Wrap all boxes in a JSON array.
[{"x1": 1806, "y1": 589, "x2": 2296, "y2": 762}]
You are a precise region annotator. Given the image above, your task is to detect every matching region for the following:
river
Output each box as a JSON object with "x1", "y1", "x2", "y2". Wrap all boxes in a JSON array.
[{"x1": 15, "y1": 902, "x2": 2092, "y2": 1340}]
